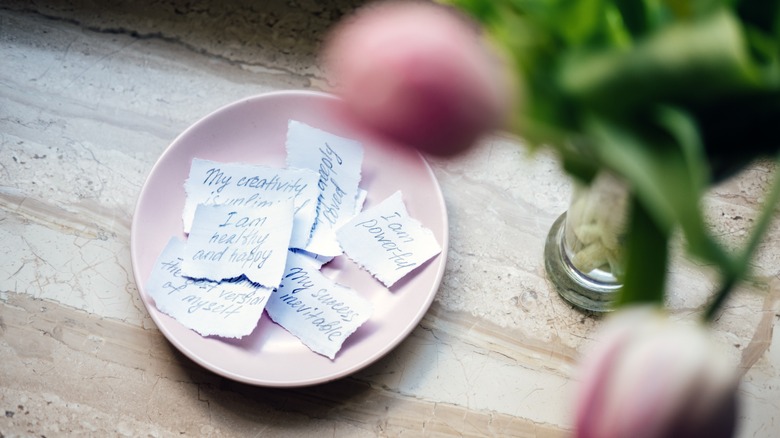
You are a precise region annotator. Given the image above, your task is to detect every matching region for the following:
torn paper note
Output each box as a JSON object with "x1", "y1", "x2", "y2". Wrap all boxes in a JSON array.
[
  {"x1": 355, "y1": 188, "x2": 367, "y2": 215},
  {"x1": 265, "y1": 251, "x2": 373, "y2": 359},
  {"x1": 183, "y1": 159, "x2": 319, "y2": 249},
  {"x1": 181, "y1": 202, "x2": 294, "y2": 287},
  {"x1": 289, "y1": 248, "x2": 334, "y2": 268},
  {"x1": 286, "y1": 120, "x2": 363, "y2": 257},
  {"x1": 280, "y1": 188, "x2": 366, "y2": 269},
  {"x1": 336, "y1": 191, "x2": 441, "y2": 287},
  {"x1": 145, "y1": 237, "x2": 273, "y2": 338}
]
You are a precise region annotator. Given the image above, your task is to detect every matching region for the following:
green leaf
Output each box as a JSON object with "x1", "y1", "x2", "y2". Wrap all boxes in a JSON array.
[
  {"x1": 614, "y1": 0, "x2": 648, "y2": 36},
  {"x1": 584, "y1": 112, "x2": 732, "y2": 269},
  {"x1": 585, "y1": 115, "x2": 685, "y2": 232},
  {"x1": 558, "y1": 9, "x2": 757, "y2": 114},
  {"x1": 443, "y1": 0, "x2": 499, "y2": 23},
  {"x1": 604, "y1": 3, "x2": 635, "y2": 47},
  {"x1": 654, "y1": 107, "x2": 708, "y2": 198},
  {"x1": 552, "y1": 0, "x2": 606, "y2": 46},
  {"x1": 736, "y1": 0, "x2": 780, "y2": 35},
  {"x1": 705, "y1": 151, "x2": 780, "y2": 320},
  {"x1": 617, "y1": 196, "x2": 669, "y2": 306},
  {"x1": 735, "y1": 153, "x2": 780, "y2": 273}
]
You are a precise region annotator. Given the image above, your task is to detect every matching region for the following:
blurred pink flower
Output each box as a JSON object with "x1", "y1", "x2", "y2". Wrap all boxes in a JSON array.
[
  {"x1": 575, "y1": 306, "x2": 739, "y2": 438},
  {"x1": 323, "y1": 1, "x2": 511, "y2": 156}
]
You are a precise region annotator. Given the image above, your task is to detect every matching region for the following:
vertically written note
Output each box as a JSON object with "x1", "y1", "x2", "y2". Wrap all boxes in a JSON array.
[{"x1": 286, "y1": 120, "x2": 364, "y2": 257}]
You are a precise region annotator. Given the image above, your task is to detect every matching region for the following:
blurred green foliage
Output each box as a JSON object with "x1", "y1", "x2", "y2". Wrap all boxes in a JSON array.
[{"x1": 445, "y1": 0, "x2": 780, "y2": 316}]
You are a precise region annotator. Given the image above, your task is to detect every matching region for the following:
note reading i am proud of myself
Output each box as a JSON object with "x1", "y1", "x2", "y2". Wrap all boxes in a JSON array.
[
  {"x1": 336, "y1": 191, "x2": 441, "y2": 287},
  {"x1": 145, "y1": 237, "x2": 273, "y2": 338},
  {"x1": 265, "y1": 251, "x2": 373, "y2": 360},
  {"x1": 286, "y1": 120, "x2": 364, "y2": 257},
  {"x1": 181, "y1": 201, "x2": 294, "y2": 287},
  {"x1": 183, "y1": 159, "x2": 320, "y2": 249}
]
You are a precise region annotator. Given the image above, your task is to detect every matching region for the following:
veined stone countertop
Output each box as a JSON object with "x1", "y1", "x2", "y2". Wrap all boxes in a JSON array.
[{"x1": 1, "y1": 1, "x2": 778, "y2": 436}]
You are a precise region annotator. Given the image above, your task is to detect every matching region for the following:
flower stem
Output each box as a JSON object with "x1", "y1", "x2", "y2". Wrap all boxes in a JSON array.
[
  {"x1": 617, "y1": 195, "x2": 669, "y2": 306},
  {"x1": 704, "y1": 277, "x2": 736, "y2": 322},
  {"x1": 704, "y1": 152, "x2": 780, "y2": 322}
]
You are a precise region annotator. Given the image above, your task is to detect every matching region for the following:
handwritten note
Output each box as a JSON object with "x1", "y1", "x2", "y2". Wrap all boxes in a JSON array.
[
  {"x1": 289, "y1": 248, "x2": 334, "y2": 268},
  {"x1": 286, "y1": 120, "x2": 364, "y2": 257},
  {"x1": 265, "y1": 252, "x2": 373, "y2": 359},
  {"x1": 336, "y1": 191, "x2": 441, "y2": 287},
  {"x1": 355, "y1": 188, "x2": 367, "y2": 215},
  {"x1": 181, "y1": 202, "x2": 294, "y2": 287},
  {"x1": 183, "y1": 159, "x2": 319, "y2": 249},
  {"x1": 145, "y1": 237, "x2": 273, "y2": 338}
]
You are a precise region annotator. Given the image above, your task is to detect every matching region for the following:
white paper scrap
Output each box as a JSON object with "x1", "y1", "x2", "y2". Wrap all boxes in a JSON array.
[
  {"x1": 289, "y1": 248, "x2": 334, "y2": 268},
  {"x1": 265, "y1": 252, "x2": 373, "y2": 359},
  {"x1": 183, "y1": 159, "x2": 319, "y2": 249},
  {"x1": 286, "y1": 120, "x2": 364, "y2": 257},
  {"x1": 181, "y1": 202, "x2": 294, "y2": 286},
  {"x1": 355, "y1": 188, "x2": 367, "y2": 215},
  {"x1": 145, "y1": 237, "x2": 273, "y2": 338},
  {"x1": 336, "y1": 191, "x2": 441, "y2": 287}
]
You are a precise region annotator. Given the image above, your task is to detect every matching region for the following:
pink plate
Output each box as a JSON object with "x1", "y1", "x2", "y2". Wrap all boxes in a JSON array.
[{"x1": 130, "y1": 90, "x2": 448, "y2": 387}]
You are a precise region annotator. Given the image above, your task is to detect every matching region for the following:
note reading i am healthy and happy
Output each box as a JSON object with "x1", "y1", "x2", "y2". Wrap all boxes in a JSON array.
[
  {"x1": 336, "y1": 191, "x2": 441, "y2": 287},
  {"x1": 286, "y1": 120, "x2": 364, "y2": 257},
  {"x1": 145, "y1": 237, "x2": 273, "y2": 338},
  {"x1": 183, "y1": 159, "x2": 320, "y2": 249},
  {"x1": 181, "y1": 201, "x2": 294, "y2": 287},
  {"x1": 265, "y1": 251, "x2": 373, "y2": 359}
]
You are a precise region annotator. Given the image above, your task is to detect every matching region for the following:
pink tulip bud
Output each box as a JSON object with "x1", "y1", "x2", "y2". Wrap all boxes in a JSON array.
[
  {"x1": 575, "y1": 306, "x2": 739, "y2": 438},
  {"x1": 323, "y1": 1, "x2": 511, "y2": 156}
]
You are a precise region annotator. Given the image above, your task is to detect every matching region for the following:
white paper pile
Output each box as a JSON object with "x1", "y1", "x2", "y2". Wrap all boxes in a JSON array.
[{"x1": 144, "y1": 120, "x2": 441, "y2": 359}]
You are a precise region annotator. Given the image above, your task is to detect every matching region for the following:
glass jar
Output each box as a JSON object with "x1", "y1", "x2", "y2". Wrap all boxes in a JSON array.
[{"x1": 544, "y1": 172, "x2": 629, "y2": 312}]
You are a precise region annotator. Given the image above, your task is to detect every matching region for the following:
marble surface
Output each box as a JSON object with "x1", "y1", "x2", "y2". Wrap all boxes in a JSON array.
[{"x1": 1, "y1": 1, "x2": 779, "y2": 436}]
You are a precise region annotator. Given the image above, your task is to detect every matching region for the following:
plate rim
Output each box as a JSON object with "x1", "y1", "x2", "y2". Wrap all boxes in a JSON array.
[{"x1": 130, "y1": 89, "x2": 449, "y2": 387}]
